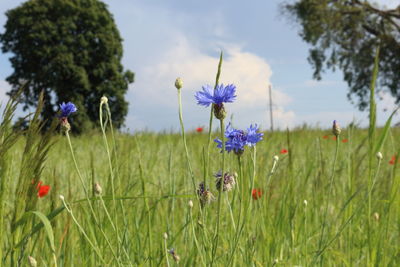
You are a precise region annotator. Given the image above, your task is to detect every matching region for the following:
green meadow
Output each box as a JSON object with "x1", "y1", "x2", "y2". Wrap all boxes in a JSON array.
[{"x1": 0, "y1": 54, "x2": 399, "y2": 266}]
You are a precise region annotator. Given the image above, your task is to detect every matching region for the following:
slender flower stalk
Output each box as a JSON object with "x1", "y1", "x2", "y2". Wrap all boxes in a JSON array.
[
  {"x1": 211, "y1": 119, "x2": 226, "y2": 265},
  {"x1": 99, "y1": 97, "x2": 121, "y2": 257},
  {"x1": 60, "y1": 196, "x2": 107, "y2": 265},
  {"x1": 176, "y1": 78, "x2": 197, "y2": 192},
  {"x1": 315, "y1": 123, "x2": 340, "y2": 262}
]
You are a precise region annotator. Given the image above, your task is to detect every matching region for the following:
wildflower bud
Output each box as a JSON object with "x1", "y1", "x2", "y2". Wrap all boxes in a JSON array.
[
  {"x1": 175, "y1": 77, "x2": 183, "y2": 90},
  {"x1": 213, "y1": 103, "x2": 226, "y2": 120},
  {"x1": 163, "y1": 232, "x2": 168, "y2": 240},
  {"x1": 60, "y1": 117, "x2": 71, "y2": 132},
  {"x1": 94, "y1": 182, "x2": 102, "y2": 195},
  {"x1": 100, "y1": 96, "x2": 108, "y2": 105},
  {"x1": 28, "y1": 256, "x2": 37, "y2": 267},
  {"x1": 373, "y1": 212, "x2": 380, "y2": 221},
  {"x1": 303, "y1": 199, "x2": 308, "y2": 206},
  {"x1": 273, "y1": 155, "x2": 279, "y2": 162},
  {"x1": 188, "y1": 200, "x2": 193, "y2": 208},
  {"x1": 168, "y1": 248, "x2": 180, "y2": 263},
  {"x1": 332, "y1": 120, "x2": 341, "y2": 136},
  {"x1": 59, "y1": 195, "x2": 65, "y2": 201},
  {"x1": 376, "y1": 152, "x2": 383, "y2": 160}
]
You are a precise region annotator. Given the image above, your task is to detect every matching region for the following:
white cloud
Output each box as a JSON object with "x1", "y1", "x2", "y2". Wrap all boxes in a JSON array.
[{"x1": 127, "y1": 33, "x2": 294, "y2": 131}]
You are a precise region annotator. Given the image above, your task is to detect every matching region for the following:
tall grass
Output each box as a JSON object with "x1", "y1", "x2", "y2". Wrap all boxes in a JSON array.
[{"x1": 0, "y1": 51, "x2": 399, "y2": 266}]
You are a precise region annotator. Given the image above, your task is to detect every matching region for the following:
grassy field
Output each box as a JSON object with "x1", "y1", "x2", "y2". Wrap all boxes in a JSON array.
[
  {"x1": 1, "y1": 53, "x2": 399, "y2": 266},
  {"x1": 0, "y1": 105, "x2": 399, "y2": 266}
]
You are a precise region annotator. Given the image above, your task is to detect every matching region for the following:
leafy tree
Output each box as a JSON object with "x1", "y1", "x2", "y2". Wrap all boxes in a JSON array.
[
  {"x1": 283, "y1": 0, "x2": 400, "y2": 110},
  {"x1": 0, "y1": 0, "x2": 134, "y2": 133}
]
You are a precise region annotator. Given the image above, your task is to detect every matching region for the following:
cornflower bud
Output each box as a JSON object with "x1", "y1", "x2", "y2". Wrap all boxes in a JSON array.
[
  {"x1": 94, "y1": 182, "x2": 102, "y2": 195},
  {"x1": 168, "y1": 248, "x2": 180, "y2": 263},
  {"x1": 28, "y1": 256, "x2": 37, "y2": 267},
  {"x1": 100, "y1": 96, "x2": 108, "y2": 105},
  {"x1": 332, "y1": 120, "x2": 341, "y2": 136},
  {"x1": 175, "y1": 77, "x2": 183, "y2": 90}
]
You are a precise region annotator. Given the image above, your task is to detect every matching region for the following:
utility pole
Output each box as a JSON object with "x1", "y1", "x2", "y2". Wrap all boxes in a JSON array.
[{"x1": 268, "y1": 84, "x2": 274, "y2": 132}]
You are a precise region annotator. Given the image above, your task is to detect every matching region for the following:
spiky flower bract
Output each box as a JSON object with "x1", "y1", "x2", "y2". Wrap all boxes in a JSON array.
[
  {"x1": 59, "y1": 102, "x2": 77, "y2": 118},
  {"x1": 195, "y1": 84, "x2": 237, "y2": 107}
]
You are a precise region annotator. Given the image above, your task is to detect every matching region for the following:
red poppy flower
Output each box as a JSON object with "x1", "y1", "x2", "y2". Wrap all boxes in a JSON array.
[
  {"x1": 252, "y1": 188, "x2": 262, "y2": 200},
  {"x1": 322, "y1": 135, "x2": 329, "y2": 139},
  {"x1": 196, "y1": 127, "x2": 203, "y2": 133},
  {"x1": 342, "y1": 139, "x2": 348, "y2": 143},
  {"x1": 389, "y1": 155, "x2": 396, "y2": 165},
  {"x1": 36, "y1": 181, "x2": 51, "y2": 198},
  {"x1": 280, "y1": 149, "x2": 288, "y2": 154}
]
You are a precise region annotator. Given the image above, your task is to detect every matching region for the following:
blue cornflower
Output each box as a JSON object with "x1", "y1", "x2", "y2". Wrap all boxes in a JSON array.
[
  {"x1": 195, "y1": 84, "x2": 237, "y2": 107},
  {"x1": 246, "y1": 124, "x2": 263, "y2": 146},
  {"x1": 59, "y1": 102, "x2": 77, "y2": 118},
  {"x1": 215, "y1": 123, "x2": 263, "y2": 155}
]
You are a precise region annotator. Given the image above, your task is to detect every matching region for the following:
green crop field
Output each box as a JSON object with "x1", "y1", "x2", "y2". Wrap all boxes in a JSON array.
[{"x1": 0, "y1": 55, "x2": 399, "y2": 266}]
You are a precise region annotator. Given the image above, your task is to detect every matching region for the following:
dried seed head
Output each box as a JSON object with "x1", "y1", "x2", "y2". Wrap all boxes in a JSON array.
[
  {"x1": 94, "y1": 182, "x2": 102, "y2": 195},
  {"x1": 197, "y1": 182, "x2": 215, "y2": 207},
  {"x1": 175, "y1": 77, "x2": 183, "y2": 90},
  {"x1": 332, "y1": 120, "x2": 341, "y2": 136},
  {"x1": 215, "y1": 171, "x2": 236, "y2": 192},
  {"x1": 376, "y1": 152, "x2": 383, "y2": 160},
  {"x1": 28, "y1": 256, "x2": 37, "y2": 267}
]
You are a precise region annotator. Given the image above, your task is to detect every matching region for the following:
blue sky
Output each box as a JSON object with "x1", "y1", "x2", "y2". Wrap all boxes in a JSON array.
[{"x1": 0, "y1": 0, "x2": 399, "y2": 132}]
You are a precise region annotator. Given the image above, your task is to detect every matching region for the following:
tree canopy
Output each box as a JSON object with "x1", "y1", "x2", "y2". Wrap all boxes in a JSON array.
[
  {"x1": 0, "y1": 0, "x2": 134, "y2": 132},
  {"x1": 283, "y1": 0, "x2": 400, "y2": 110}
]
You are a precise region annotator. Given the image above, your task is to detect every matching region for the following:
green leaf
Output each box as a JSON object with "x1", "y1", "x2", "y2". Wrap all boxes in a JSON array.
[
  {"x1": 28, "y1": 211, "x2": 56, "y2": 253},
  {"x1": 374, "y1": 108, "x2": 399, "y2": 154}
]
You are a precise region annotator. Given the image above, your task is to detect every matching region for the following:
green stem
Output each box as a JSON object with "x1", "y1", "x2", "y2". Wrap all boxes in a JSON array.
[
  {"x1": 211, "y1": 119, "x2": 225, "y2": 266},
  {"x1": 99, "y1": 102, "x2": 121, "y2": 258},
  {"x1": 316, "y1": 135, "x2": 340, "y2": 263}
]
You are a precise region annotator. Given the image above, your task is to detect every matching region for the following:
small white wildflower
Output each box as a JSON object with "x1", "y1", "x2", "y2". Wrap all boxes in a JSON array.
[
  {"x1": 163, "y1": 232, "x2": 168, "y2": 240},
  {"x1": 303, "y1": 199, "x2": 308, "y2": 206},
  {"x1": 373, "y1": 212, "x2": 380, "y2": 221},
  {"x1": 376, "y1": 152, "x2": 383, "y2": 160},
  {"x1": 59, "y1": 195, "x2": 65, "y2": 201},
  {"x1": 175, "y1": 77, "x2": 183, "y2": 90},
  {"x1": 188, "y1": 200, "x2": 193, "y2": 208},
  {"x1": 273, "y1": 155, "x2": 279, "y2": 161}
]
